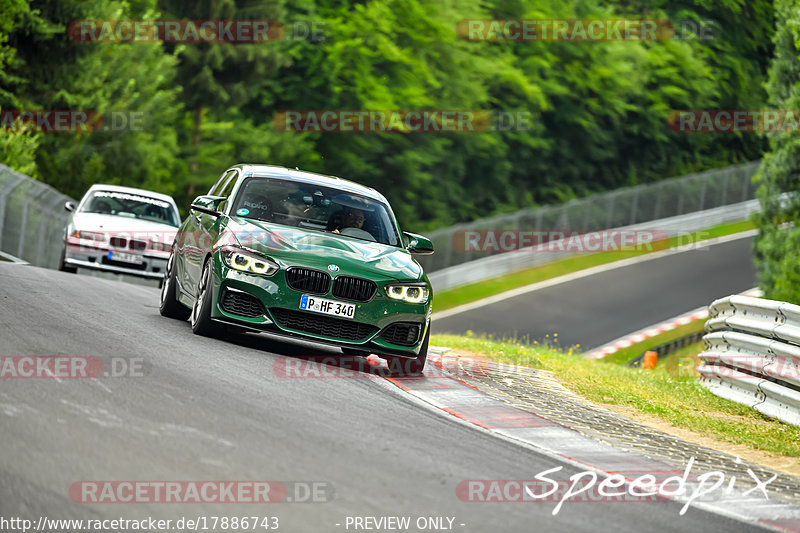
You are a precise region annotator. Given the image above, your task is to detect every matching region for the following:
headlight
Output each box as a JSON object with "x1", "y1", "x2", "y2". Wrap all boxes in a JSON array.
[
  {"x1": 71, "y1": 229, "x2": 104, "y2": 241},
  {"x1": 221, "y1": 246, "x2": 279, "y2": 276},
  {"x1": 385, "y1": 283, "x2": 430, "y2": 304}
]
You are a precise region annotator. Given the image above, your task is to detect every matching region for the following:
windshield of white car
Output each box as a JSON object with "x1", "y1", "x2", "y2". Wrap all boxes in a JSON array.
[
  {"x1": 230, "y1": 177, "x2": 401, "y2": 247},
  {"x1": 79, "y1": 191, "x2": 180, "y2": 227}
]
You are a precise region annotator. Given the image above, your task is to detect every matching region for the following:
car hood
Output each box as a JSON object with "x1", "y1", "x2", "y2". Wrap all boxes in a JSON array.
[
  {"x1": 71, "y1": 213, "x2": 178, "y2": 235},
  {"x1": 226, "y1": 218, "x2": 423, "y2": 281}
]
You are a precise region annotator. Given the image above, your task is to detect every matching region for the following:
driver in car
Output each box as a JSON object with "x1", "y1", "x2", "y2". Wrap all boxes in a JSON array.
[{"x1": 333, "y1": 209, "x2": 365, "y2": 233}]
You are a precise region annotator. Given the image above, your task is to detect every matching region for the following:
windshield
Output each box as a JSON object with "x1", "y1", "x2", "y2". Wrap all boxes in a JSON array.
[
  {"x1": 230, "y1": 177, "x2": 401, "y2": 246},
  {"x1": 79, "y1": 190, "x2": 180, "y2": 227}
]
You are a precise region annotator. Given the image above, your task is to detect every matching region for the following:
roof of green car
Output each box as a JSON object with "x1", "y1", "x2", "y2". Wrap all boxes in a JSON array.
[{"x1": 232, "y1": 164, "x2": 390, "y2": 204}]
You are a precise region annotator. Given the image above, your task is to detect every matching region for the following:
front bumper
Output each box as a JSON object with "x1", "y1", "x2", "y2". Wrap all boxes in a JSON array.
[
  {"x1": 64, "y1": 240, "x2": 168, "y2": 280},
  {"x1": 213, "y1": 314, "x2": 429, "y2": 359},
  {"x1": 208, "y1": 262, "x2": 431, "y2": 358}
]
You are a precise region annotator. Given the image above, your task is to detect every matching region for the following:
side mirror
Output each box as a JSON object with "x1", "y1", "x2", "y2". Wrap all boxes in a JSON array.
[
  {"x1": 65, "y1": 201, "x2": 76, "y2": 212},
  {"x1": 190, "y1": 195, "x2": 226, "y2": 217},
  {"x1": 404, "y1": 231, "x2": 434, "y2": 254}
]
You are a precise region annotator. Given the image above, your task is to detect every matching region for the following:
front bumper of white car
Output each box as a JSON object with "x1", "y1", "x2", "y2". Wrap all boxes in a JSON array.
[{"x1": 64, "y1": 235, "x2": 169, "y2": 279}]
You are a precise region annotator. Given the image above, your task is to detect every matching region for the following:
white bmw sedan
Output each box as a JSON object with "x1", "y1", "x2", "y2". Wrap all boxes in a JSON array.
[{"x1": 59, "y1": 184, "x2": 181, "y2": 281}]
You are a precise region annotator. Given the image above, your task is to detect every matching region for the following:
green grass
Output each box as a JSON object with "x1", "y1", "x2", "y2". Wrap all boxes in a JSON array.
[
  {"x1": 432, "y1": 333, "x2": 800, "y2": 459},
  {"x1": 434, "y1": 220, "x2": 755, "y2": 311}
]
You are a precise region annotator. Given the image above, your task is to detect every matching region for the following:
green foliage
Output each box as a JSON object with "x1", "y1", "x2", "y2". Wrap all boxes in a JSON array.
[
  {"x1": 0, "y1": 0, "x2": 48, "y2": 176},
  {"x1": 273, "y1": 0, "x2": 772, "y2": 231},
  {"x1": 0, "y1": 0, "x2": 776, "y2": 233},
  {"x1": 1, "y1": 0, "x2": 183, "y2": 194},
  {"x1": 0, "y1": 118, "x2": 40, "y2": 178},
  {"x1": 753, "y1": 0, "x2": 800, "y2": 304}
]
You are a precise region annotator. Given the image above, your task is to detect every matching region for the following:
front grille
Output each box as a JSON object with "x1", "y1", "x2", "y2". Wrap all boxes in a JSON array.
[
  {"x1": 332, "y1": 276, "x2": 377, "y2": 302},
  {"x1": 285, "y1": 267, "x2": 330, "y2": 294},
  {"x1": 221, "y1": 288, "x2": 264, "y2": 318},
  {"x1": 270, "y1": 308, "x2": 377, "y2": 341},
  {"x1": 109, "y1": 236, "x2": 148, "y2": 251},
  {"x1": 380, "y1": 322, "x2": 421, "y2": 346}
]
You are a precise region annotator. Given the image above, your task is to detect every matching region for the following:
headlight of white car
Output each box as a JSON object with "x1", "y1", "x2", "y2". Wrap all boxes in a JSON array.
[{"x1": 71, "y1": 229, "x2": 104, "y2": 241}]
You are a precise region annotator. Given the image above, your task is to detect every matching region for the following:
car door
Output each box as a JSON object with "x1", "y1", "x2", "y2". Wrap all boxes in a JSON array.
[{"x1": 179, "y1": 169, "x2": 237, "y2": 296}]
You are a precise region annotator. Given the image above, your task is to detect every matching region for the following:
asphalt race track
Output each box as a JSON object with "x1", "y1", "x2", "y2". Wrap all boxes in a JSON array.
[
  {"x1": 433, "y1": 235, "x2": 757, "y2": 350},
  {"x1": 0, "y1": 261, "x2": 763, "y2": 532}
]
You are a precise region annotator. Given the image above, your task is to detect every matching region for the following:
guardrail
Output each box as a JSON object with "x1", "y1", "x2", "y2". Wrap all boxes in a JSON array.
[
  {"x1": 0, "y1": 164, "x2": 76, "y2": 269},
  {"x1": 699, "y1": 295, "x2": 800, "y2": 427}
]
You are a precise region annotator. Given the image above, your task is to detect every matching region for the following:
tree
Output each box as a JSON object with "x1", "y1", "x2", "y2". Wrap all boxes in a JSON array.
[
  {"x1": 0, "y1": 0, "x2": 46, "y2": 176},
  {"x1": 2, "y1": 0, "x2": 183, "y2": 197},
  {"x1": 753, "y1": 0, "x2": 800, "y2": 303},
  {"x1": 157, "y1": 0, "x2": 285, "y2": 195}
]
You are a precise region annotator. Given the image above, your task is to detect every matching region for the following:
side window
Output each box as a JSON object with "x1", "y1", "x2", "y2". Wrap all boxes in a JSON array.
[
  {"x1": 209, "y1": 169, "x2": 234, "y2": 196},
  {"x1": 217, "y1": 171, "x2": 239, "y2": 212}
]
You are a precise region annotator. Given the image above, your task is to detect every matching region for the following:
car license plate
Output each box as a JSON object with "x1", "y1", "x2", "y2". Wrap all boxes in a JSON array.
[
  {"x1": 109, "y1": 251, "x2": 143, "y2": 265},
  {"x1": 299, "y1": 295, "x2": 355, "y2": 319}
]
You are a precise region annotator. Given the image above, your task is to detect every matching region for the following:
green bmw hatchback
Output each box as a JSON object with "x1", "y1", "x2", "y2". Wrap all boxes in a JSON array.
[{"x1": 159, "y1": 164, "x2": 434, "y2": 374}]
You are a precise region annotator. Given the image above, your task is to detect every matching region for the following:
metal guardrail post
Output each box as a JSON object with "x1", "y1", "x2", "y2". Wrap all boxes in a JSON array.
[
  {"x1": 675, "y1": 176, "x2": 687, "y2": 216},
  {"x1": 605, "y1": 192, "x2": 616, "y2": 228},
  {"x1": 741, "y1": 166, "x2": 751, "y2": 202},
  {"x1": 0, "y1": 173, "x2": 28, "y2": 250},
  {"x1": 720, "y1": 170, "x2": 729, "y2": 206},
  {"x1": 653, "y1": 180, "x2": 664, "y2": 220},
  {"x1": 17, "y1": 186, "x2": 50, "y2": 260},
  {"x1": 628, "y1": 187, "x2": 640, "y2": 225},
  {"x1": 35, "y1": 193, "x2": 66, "y2": 266},
  {"x1": 698, "y1": 174, "x2": 708, "y2": 211}
]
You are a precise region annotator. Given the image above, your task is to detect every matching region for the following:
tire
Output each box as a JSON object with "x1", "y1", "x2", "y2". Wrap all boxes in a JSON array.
[
  {"x1": 159, "y1": 252, "x2": 190, "y2": 320},
  {"x1": 190, "y1": 259, "x2": 222, "y2": 337},
  {"x1": 58, "y1": 246, "x2": 77, "y2": 274},
  {"x1": 386, "y1": 325, "x2": 429, "y2": 376}
]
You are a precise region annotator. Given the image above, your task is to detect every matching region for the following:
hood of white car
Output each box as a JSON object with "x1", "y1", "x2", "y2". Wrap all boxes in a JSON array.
[{"x1": 71, "y1": 213, "x2": 178, "y2": 235}]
